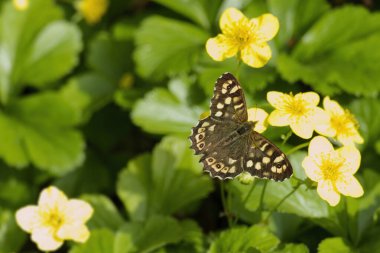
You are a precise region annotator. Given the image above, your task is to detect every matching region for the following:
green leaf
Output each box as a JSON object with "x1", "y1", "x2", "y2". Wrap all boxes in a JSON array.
[
  {"x1": 87, "y1": 33, "x2": 133, "y2": 83},
  {"x1": 350, "y1": 98, "x2": 380, "y2": 147},
  {"x1": 208, "y1": 225, "x2": 280, "y2": 253},
  {"x1": 268, "y1": 0, "x2": 330, "y2": 50},
  {"x1": 81, "y1": 194, "x2": 125, "y2": 231},
  {"x1": 277, "y1": 6, "x2": 380, "y2": 96},
  {"x1": 69, "y1": 228, "x2": 116, "y2": 253},
  {"x1": 115, "y1": 216, "x2": 182, "y2": 253},
  {"x1": 131, "y1": 79, "x2": 202, "y2": 135},
  {"x1": 21, "y1": 21, "x2": 82, "y2": 87},
  {"x1": 318, "y1": 237, "x2": 352, "y2": 253},
  {"x1": 117, "y1": 136, "x2": 212, "y2": 221},
  {"x1": 60, "y1": 72, "x2": 116, "y2": 123},
  {"x1": 0, "y1": 92, "x2": 84, "y2": 174},
  {"x1": 273, "y1": 243, "x2": 309, "y2": 253},
  {"x1": 0, "y1": 0, "x2": 81, "y2": 102},
  {"x1": 153, "y1": 0, "x2": 211, "y2": 29},
  {"x1": 134, "y1": 16, "x2": 208, "y2": 80},
  {"x1": 0, "y1": 209, "x2": 26, "y2": 253},
  {"x1": 54, "y1": 150, "x2": 111, "y2": 196}
]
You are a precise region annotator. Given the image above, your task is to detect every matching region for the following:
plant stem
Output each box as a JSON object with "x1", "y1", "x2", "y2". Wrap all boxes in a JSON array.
[
  {"x1": 264, "y1": 184, "x2": 300, "y2": 222},
  {"x1": 282, "y1": 131, "x2": 293, "y2": 145},
  {"x1": 220, "y1": 182, "x2": 232, "y2": 227},
  {"x1": 258, "y1": 180, "x2": 268, "y2": 214},
  {"x1": 287, "y1": 142, "x2": 309, "y2": 155}
]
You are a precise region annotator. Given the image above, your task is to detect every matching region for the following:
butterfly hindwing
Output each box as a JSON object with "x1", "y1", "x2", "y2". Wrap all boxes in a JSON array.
[
  {"x1": 210, "y1": 73, "x2": 248, "y2": 122},
  {"x1": 243, "y1": 132, "x2": 293, "y2": 181}
]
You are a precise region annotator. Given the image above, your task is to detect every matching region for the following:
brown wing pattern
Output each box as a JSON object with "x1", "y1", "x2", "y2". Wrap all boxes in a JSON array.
[
  {"x1": 243, "y1": 132, "x2": 293, "y2": 181},
  {"x1": 209, "y1": 72, "x2": 248, "y2": 122}
]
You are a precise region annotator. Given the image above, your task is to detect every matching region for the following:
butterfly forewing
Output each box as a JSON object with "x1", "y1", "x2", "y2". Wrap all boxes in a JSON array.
[
  {"x1": 189, "y1": 72, "x2": 293, "y2": 181},
  {"x1": 210, "y1": 73, "x2": 248, "y2": 122}
]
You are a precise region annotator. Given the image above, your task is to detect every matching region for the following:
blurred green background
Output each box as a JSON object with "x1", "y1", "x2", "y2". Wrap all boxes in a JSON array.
[{"x1": 1, "y1": 0, "x2": 380, "y2": 252}]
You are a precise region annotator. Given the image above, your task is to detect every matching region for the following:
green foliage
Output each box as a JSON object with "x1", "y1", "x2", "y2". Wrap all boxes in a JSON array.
[
  {"x1": 1, "y1": 0, "x2": 380, "y2": 252},
  {"x1": 117, "y1": 136, "x2": 213, "y2": 221},
  {"x1": 208, "y1": 225, "x2": 280, "y2": 253}
]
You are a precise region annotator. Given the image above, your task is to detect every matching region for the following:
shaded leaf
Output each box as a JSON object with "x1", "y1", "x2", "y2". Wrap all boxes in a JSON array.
[
  {"x1": 134, "y1": 16, "x2": 208, "y2": 80},
  {"x1": 318, "y1": 237, "x2": 352, "y2": 253},
  {"x1": 208, "y1": 225, "x2": 280, "y2": 253},
  {"x1": 81, "y1": 194, "x2": 125, "y2": 231},
  {"x1": 69, "y1": 229, "x2": 116, "y2": 253},
  {"x1": 115, "y1": 216, "x2": 182, "y2": 253},
  {"x1": 117, "y1": 136, "x2": 212, "y2": 221},
  {"x1": 0, "y1": 92, "x2": 84, "y2": 174},
  {"x1": 277, "y1": 6, "x2": 380, "y2": 96}
]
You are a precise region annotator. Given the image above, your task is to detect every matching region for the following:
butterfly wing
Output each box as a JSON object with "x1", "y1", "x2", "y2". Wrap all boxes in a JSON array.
[
  {"x1": 189, "y1": 117, "x2": 245, "y2": 179},
  {"x1": 210, "y1": 72, "x2": 248, "y2": 122},
  {"x1": 242, "y1": 132, "x2": 293, "y2": 181}
]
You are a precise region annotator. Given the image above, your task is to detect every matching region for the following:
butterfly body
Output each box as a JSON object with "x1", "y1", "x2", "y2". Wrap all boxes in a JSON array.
[{"x1": 189, "y1": 73, "x2": 293, "y2": 181}]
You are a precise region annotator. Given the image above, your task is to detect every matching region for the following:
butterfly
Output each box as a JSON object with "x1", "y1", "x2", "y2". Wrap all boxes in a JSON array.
[{"x1": 189, "y1": 72, "x2": 293, "y2": 181}]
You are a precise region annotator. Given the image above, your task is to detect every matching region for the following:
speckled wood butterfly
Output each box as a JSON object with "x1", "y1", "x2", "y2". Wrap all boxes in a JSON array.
[{"x1": 189, "y1": 73, "x2": 293, "y2": 181}]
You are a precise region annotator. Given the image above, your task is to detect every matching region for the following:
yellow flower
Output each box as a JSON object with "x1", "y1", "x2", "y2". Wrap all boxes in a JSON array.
[
  {"x1": 302, "y1": 136, "x2": 363, "y2": 206},
  {"x1": 13, "y1": 0, "x2": 29, "y2": 10},
  {"x1": 267, "y1": 91, "x2": 329, "y2": 139},
  {"x1": 206, "y1": 8, "x2": 279, "y2": 68},
  {"x1": 315, "y1": 97, "x2": 363, "y2": 146},
  {"x1": 247, "y1": 107, "x2": 268, "y2": 133},
  {"x1": 16, "y1": 186, "x2": 93, "y2": 251},
  {"x1": 76, "y1": 0, "x2": 109, "y2": 24}
]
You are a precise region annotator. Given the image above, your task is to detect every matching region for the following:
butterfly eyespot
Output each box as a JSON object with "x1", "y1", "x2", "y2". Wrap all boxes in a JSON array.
[
  {"x1": 227, "y1": 84, "x2": 232, "y2": 90},
  {"x1": 216, "y1": 163, "x2": 222, "y2": 169},
  {"x1": 199, "y1": 143, "x2": 204, "y2": 148},
  {"x1": 199, "y1": 134, "x2": 204, "y2": 140},
  {"x1": 275, "y1": 163, "x2": 282, "y2": 168}
]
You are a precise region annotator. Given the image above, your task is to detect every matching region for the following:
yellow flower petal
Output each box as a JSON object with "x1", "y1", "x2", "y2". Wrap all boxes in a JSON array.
[
  {"x1": 317, "y1": 180, "x2": 340, "y2": 206},
  {"x1": 57, "y1": 224, "x2": 90, "y2": 242},
  {"x1": 250, "y1": 14, "x2": 279, "y2": 42},
  {"x1": 323, "y1": 96, "x2": 344, "y2": 116},
  {"x1": 337, "y1": 146, "x2": 361, "y2": 174},
  {"x1": 219, "y1": 8, "x2": 247, "y2": 35},
  {"x1": 338, "y1": 132, "x2": 364, "y2": 146},
  {"x1": 64, "y1": 199, "x2": 94, "y2": 224},
  {"x1": 240, "y1": 43, "x2": 271, "y2": 68},
  {"x1": 38, "y1": 186, "x2": 68, "y2": 210},
  {"x1": 295, "y1": 92, "x2": 319, "y2": 106},
  {"x1": 336, "y1": 175, "x2": 363, "y2": 198},
  {"x1": 267, "y1": 91, "x2": 292, "y2": 109},
  {"x1": 15, "y1": 206, "x2": 40, "y2": 233},
  {"x1": 289, "y1": 118, "x2": 314, "y2": 139},
  {"x1": 314, "y1": 111, "x2": 336, "y2": 137},
  {"x1": 302, "y1": 156, "x2": 323, "y2": 182},
  {"x1": 308, "y1": 136, "x2": 334, "y2": 157},
  {"x1": 205, "y1": 35, "x2": 238, "y2": 61},
  {"x1": 247, "y1": 107, "x2": 268, "y2": 133},
  {"x1": 31, "y1": 227, "x2": 63, "y2": 251},
  {"x1": 268, "y1": 109, "x2": 291, "y2": 126}
]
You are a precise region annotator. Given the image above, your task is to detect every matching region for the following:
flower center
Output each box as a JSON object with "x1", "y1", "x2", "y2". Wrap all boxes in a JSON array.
[
  {"x1": 225, "y1": 19, "x2": 256, "y2": 49},
  {"x1": 330, "y1": 110, "x2": 359, "y2": 136},
  {"x1": 319, "y1": 153, "x2": 344, "y2": 182},
  {"x1": 41, "y1": 209, "x2": 64, "y2": 230},
  {"x1": 284, "y1": 96, "x2": 308, "y2": 116}
]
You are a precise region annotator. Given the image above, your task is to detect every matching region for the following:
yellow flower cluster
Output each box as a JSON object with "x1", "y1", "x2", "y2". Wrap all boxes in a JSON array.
[
  {"x1": 16, "y1": 186, "x2": 93, "y2": 251},
  {"x1": 266, "y1": 91, "x2": 364, "y2": 206}
]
